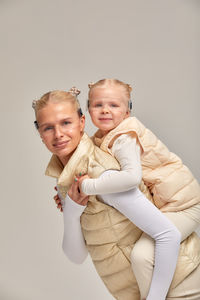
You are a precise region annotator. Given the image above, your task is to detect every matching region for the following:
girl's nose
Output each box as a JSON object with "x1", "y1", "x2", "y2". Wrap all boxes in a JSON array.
[{"x1": 102, "y1": 105, "x2": 109, "y2": 113}]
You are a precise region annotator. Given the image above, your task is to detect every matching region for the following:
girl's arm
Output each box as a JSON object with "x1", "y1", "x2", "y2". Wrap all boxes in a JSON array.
[
  {"x1": 81, "y1": 134, "x2": 142, "y2": 195},
  {"x1": 61, "y1": 186, "x2": 88, "y2": 264}
]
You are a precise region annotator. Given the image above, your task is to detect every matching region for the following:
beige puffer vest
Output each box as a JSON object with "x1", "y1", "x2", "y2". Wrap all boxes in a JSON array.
[
  {"x1": 46, "y1": 133, "x2": 200, "y2": 300},
  {"x1": 94, "y1": 117, "x2": 200, "y2": 213}
]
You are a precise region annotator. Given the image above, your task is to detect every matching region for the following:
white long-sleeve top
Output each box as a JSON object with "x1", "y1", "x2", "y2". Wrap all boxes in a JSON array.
[
  {"x1": 62, "y1": 195, "x2": 88, "y2": 264},
  {"x1": 81, "y1": 134, "x2": 142, "y2": 195}
]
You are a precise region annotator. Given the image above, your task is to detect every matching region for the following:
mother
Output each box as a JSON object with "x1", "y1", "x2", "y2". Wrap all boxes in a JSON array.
[{"x1": 33, "y1": 89, "x2": 200, "y2": 300}]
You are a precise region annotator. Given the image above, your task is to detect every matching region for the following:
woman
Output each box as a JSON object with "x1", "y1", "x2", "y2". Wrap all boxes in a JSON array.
[{"x1": 33, "y1": 88, "x2": 200, "y2": 300}]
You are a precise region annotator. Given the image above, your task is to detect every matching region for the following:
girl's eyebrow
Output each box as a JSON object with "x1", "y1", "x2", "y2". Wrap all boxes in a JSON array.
[{"x1": 92, "y1": 98, "x2": 120, "y2": 102}]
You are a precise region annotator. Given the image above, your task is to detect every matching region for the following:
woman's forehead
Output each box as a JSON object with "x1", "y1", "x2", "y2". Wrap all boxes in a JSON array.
[{"x1": 37, "y1": 101, "x2": 77, "y2": 122}]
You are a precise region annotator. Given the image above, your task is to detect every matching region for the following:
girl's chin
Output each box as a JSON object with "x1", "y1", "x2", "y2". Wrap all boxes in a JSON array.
[
  {"x1": 99, "y1": 129, "x2": 112, "y2": 136},
  {"x1": 99, "y1": 126, "x2": 114, "y2": 132}
]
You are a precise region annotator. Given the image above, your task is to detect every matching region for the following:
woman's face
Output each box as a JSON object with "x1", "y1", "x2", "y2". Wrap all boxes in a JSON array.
[{"x1": 37, "y1": 101, "x2": 85, "y2": 165}]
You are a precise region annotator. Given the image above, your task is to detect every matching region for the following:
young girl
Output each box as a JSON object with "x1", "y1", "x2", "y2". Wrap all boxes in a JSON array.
[{"x1": 76, "y1": 79, "x2": 200, "y2": 299}]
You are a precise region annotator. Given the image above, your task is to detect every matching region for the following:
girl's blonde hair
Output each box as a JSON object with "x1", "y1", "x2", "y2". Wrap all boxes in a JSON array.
[
  {"x1": 88, "y1": 78, "x2": 133, "y2": 110},
  {"x1": 88, "y1": 78, "x2": 132, "y2": 99},
  {"x1": 32, "y1": 88, "x2": 82, "y2": 128}
]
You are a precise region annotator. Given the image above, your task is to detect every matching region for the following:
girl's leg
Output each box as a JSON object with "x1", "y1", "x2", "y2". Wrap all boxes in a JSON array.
[
  {"x1": 131, "y1": 204, "x2": 200, "y2": 299},
  {"x1": 164, "y1": 203, "x2": 200, "y2": 241},
  {"x1": 101, "y1": 187, "x2": 181, "y2": 300}
]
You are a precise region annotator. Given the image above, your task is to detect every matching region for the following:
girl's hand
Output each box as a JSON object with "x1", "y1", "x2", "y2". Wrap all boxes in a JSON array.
[
  {"x1": 76, "y1": 173, "x2": 90, "y2": 193},
  {"x1": 68, "y1": 179, "x2": 89, "y2": 206},
  {"x1": 53, "y1": 187, "x2": 63, "y2": 212}
]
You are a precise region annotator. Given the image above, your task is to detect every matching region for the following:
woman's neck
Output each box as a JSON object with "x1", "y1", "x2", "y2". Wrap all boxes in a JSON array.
[
  {"x1": 57, "y1": 132, "x2": 84, "y2": 166},
  {"x1": 58, "y1": 156, "x2": 69, "y2": 167}
]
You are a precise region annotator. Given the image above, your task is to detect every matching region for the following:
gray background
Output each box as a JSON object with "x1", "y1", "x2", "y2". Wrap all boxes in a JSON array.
[{"x1": 0, "y1": 0, "x2": 199, "y2": 299}]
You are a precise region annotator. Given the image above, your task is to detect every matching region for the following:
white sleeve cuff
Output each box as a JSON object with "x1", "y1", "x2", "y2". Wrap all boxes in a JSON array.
[{"x1": 64, "y1": 194, "x2": 87, "y2": 218}]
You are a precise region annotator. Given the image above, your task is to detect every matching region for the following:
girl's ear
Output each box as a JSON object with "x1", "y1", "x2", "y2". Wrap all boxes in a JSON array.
[{"x1": 125, "y1": 110, "x2": 130, "y2": 119}]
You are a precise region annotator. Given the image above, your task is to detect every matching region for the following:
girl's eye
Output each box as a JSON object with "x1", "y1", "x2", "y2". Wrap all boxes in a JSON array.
[
  {"x1": 111, "y1": 103, "x2": 118, "y2": 107},
  {"x1": 94, "y1": 103, "x2": 102, "y2": 107}
]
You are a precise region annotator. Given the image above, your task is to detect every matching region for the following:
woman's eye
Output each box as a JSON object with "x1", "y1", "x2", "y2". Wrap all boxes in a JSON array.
[
  {"x1": 111, "y1": 103, "x2": 118, "y2": 107},
  {"x1": 94, "y1": 103, "x2": 102, "y2": 107},
  {"x1": 63, "y1": 121, "x2": 71, "y2": 125},
  {"x1": 44, "y1": 126, "x2": 53, "y2": 131}
]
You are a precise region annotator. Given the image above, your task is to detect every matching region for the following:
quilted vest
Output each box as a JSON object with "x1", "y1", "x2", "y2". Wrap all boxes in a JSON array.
[
  {"x1": 46, "y1": 132, "x2": 200, "y2": 300},
  {"x1": 93, "y1": 117, "x2": 200, "y2": 212}
]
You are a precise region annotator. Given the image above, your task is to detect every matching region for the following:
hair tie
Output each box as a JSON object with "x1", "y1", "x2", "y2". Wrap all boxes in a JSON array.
[
  {"x1": 32, "y1": 100, "x2": 37, "y2": 109},
  {"x1": 69, "y1": 86, "x2": 81, "y2": 97},
  {"x1": 128, "y1": 100, "x2": 133, "y2": 111},
  {"x1": 88, "y1": 82, "x2": 95, "y2": 89}
]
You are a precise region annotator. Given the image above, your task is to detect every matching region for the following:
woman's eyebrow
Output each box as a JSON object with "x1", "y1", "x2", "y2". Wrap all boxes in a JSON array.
[
  {"x1": 62, "y1": 117, "x2": 73, "y2": 121},
  {"x1": 39, "y1": 117, "x2": 73, "y2": 128},
  {"x1": 39, "y1": 122, "x2": 53, "y2": 128}
]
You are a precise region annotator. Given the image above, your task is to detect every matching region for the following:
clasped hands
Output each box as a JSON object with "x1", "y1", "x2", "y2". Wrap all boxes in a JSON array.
[{"x1": 54, "y1": 173, "x2": 90, "y2": 211}]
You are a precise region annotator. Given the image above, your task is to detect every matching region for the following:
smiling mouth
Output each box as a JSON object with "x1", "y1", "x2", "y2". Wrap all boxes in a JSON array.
[
  {"x1": 99, "y1": 118, "x2": 112, "y2": 121},
  {"x1": 53, "y1": 141, "x2": 69, "y2": 149}
]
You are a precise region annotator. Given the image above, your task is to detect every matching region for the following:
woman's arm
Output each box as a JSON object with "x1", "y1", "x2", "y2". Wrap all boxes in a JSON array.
[
  {"x1": 81, "y1": 134, "x2": 142, "y2": 195},
  {"x1": 60, "y1": 182, "x2": 89, "y2": 264}
]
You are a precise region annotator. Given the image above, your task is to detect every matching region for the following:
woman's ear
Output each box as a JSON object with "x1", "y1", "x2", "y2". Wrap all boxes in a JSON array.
[{"x1": 80, "y1": 115, "x2": 85, "y2": 132}]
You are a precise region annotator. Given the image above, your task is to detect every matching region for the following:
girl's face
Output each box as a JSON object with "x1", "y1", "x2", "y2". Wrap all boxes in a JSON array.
[
  {"x1": 37, "y1": 101, "x2": 85, "y2": 165},
  {"x1": 89, "y1": 86, "x2": 130, "y2": 136}
]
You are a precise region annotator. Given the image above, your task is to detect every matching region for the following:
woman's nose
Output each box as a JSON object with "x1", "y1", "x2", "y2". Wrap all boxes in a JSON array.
[{"x1": 54, "y1": 126, "x2": 63, "y2": 138}]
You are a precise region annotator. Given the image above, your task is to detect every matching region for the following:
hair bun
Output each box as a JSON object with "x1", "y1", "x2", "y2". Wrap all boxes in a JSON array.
[
  {"x1": 69, "y1": 86, "x2": 81, "y2": 97},
  {"x1": 127, "y1": 84, "x2": 132, "y2": 92},
  {"x1": 88, "y1": 82, "x2": 95, "y2": 89}
]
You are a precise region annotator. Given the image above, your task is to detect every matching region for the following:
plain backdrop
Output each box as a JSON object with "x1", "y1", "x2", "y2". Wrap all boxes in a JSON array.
[{"x1": 0, "y1": 1, "x2": 199, "y2": 299}]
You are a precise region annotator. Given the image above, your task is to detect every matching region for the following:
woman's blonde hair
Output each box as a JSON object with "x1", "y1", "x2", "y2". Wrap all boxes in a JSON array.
[
  {"x1": 32, "y1": 88, "x2": 82, "y2": 128},
  {"x1": 88, "y1": 78, "x2": 133, "y2": 110}
]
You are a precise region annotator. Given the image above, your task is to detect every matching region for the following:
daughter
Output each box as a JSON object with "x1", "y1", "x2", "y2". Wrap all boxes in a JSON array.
[{"x1": 76, "y1": 79, "x2": 200, "y2": 299}]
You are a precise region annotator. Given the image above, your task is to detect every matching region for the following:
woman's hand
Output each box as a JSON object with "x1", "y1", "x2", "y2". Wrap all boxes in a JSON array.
[
  {"x1": 68, "y1": 179, "x2": 89, "y2": 206},
  {"x1": 53, "y1": 187, "x2": 63, "y2": 212}
]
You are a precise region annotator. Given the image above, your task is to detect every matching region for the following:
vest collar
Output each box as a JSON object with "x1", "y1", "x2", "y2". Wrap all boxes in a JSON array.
[{"x1": 45, "y1": 133, "x2": 93, "y2": 186}]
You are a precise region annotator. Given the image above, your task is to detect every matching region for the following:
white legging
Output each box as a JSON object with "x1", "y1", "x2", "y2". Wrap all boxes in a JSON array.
[
  {"x1": 131, "y1": 205, "x2": 200, "y2": 299},
  {"x1": 101, "y1": 186, "x2": 181, "y2": 300}
]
